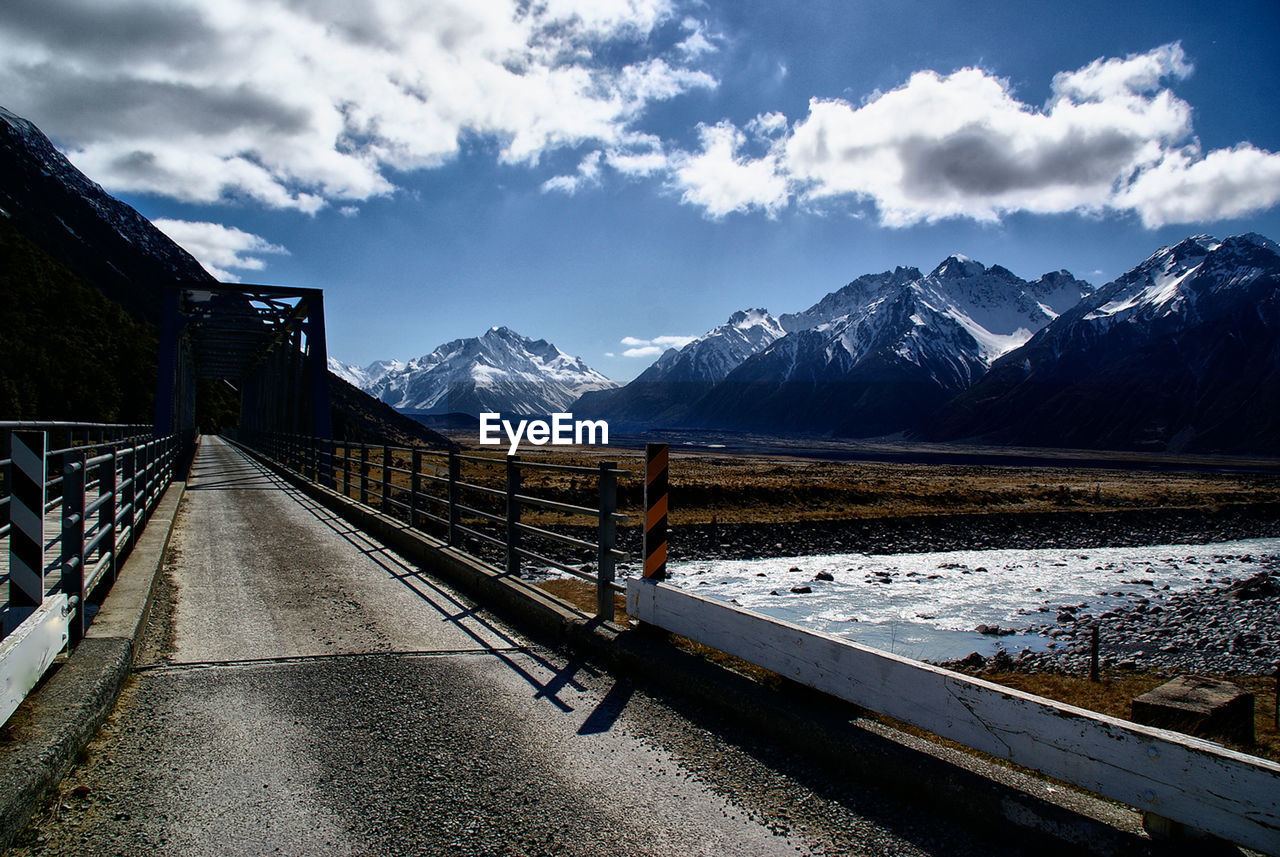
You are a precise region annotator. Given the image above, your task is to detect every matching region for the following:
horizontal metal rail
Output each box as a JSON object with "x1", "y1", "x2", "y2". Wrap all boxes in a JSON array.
[
  {"x1": 454, "y1": 504, "x2": 505, "y2": 526},
  {"x1": 453, "y1": 523, "x2": 507, "y2": 549},
  {"x1": 513, "y1": 520, "x2": 598, "y2": 552}
]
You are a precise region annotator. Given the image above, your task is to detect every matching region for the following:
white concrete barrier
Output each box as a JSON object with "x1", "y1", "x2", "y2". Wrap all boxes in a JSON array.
[
  {"x1": 627, "y1": 578, "x2": 1280, "y2": 855},
  {"x1": 1, "y1": 594, "x2": 70, "y2": 725}
]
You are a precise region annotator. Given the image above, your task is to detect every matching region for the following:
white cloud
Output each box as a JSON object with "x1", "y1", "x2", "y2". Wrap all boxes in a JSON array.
[
  {"x1": 666, "y1": 42, "x2": 1280, "y2": 227},
  {"x1": 153, "y1": 218, "x2": 288, "y2": 281},
  {"x1": 672, "y1": 120, "x2": 789, "y2": 218},
  {"x1": 0, "y1": 0, "x2": 713, "y2": 211},
  {"x1": 676, "y1": 17, "x2": 716, "y2": 58},
  {"x1": 1115, "y1": 145, "x2": 1280, "y2": 227},
  {"x1": 605, "y1": 133, "x2": 670, "y2": 177},
  {"x1": 619, "y1": 333, "x2": 696, "y2": 357}
]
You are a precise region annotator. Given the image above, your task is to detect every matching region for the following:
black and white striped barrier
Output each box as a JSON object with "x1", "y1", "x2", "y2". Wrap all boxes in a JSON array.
[{"x1": 6, "y1": 431, "x2": 46, "y2": 624}]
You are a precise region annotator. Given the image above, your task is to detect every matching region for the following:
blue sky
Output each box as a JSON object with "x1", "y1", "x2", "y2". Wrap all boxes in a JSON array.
[{"x1": 3, "y1": 0, "x2": 1279, "y2": 380}]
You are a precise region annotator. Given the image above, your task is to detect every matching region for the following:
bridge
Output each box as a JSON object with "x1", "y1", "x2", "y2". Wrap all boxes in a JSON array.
[{"x1": 2, "y1": 284, "x2": 1278, "y2": 855}]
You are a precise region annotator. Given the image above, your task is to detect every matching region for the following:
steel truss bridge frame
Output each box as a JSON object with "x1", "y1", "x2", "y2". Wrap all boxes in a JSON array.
[{"x1": 154, "y1": 283, "x2": 332, "y2": 446}]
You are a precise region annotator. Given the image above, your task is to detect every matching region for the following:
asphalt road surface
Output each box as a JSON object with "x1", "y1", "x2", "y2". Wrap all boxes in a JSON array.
[{"x1": 11, "y1": 436, "x2": 1040, "y2": 856}]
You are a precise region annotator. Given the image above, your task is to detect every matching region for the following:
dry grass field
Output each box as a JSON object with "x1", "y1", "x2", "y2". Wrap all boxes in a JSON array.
[{"x1": 435, "y1": 438, "x2": 1280, "y2": 527}]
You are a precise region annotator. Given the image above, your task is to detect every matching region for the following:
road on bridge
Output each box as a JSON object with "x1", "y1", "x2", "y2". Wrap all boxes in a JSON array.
[{"x1": 12, "y1": 437, "x2": 1038, "y2": 856}]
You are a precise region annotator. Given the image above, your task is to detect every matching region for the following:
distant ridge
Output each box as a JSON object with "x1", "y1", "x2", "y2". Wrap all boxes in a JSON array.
[{"x1": 354, "y1": 326, "x2": 616, "y2": 417}]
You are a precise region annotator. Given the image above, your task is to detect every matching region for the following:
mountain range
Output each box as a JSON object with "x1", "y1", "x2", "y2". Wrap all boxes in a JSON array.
[
  {"x1": 341, "y1": 234, "x2": 1279, "y2": 454},
  {"x1": 332, "y1": 326, "x2": 616, "y2": 416},
  {"x1": 660, "y1": 258, "x2": 1094, "y2": 436},
  {"x1": 926, "y1": 233, "x2": 1280, "y2": 453}
]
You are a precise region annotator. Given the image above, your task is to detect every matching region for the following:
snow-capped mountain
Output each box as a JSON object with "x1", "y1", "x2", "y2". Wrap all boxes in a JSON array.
[
  {"x1": 327, "y1": 358, "x2": 406, "y2": 390},
  {"x1": 642, "y1": 308, "x2": 786, "y2": 384},
  {"x1": 777, "y1": 267, "x2": 922, "y2": 333},
  {"x1": 572, "y1": 308, "x2": 786, "y2": 427},
  {"x1": 361, "y1": 326, "x2": 616, "y2": 416},
  {"x1": 680, "y1": 258, "x2": 1093, "y2": 435},
  {"x1": 929, "y1": 234, "x2": 1280, "y2": 453},
  {"x1": 0, "y1": 105, "x2": 215, "y2": 322}
]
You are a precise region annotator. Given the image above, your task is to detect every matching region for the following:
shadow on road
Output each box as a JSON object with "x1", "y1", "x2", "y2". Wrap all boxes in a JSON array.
[{"x1": 217, "y1": 443, "x2": 599, "y2": 716}]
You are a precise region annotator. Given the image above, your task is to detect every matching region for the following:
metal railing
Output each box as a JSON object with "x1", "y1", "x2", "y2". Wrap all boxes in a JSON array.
[
  {"x1": 1, "y1": 423, "x2": 177, "y2": 639},
  {"x1": 239, "y1": 432, "x2": 630, "y2": 620},
  {"x1": 1, "y1": 422, "x2": 179, "y2": 724},
  {"x1": 0, "y1": 422, "x2": 151, "y2": 541}
]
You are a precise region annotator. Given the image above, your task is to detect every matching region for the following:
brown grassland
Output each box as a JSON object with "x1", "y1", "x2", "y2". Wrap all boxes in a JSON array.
[{"x1": 433, "y1": 438, "x2": 1280, "y2": 526}]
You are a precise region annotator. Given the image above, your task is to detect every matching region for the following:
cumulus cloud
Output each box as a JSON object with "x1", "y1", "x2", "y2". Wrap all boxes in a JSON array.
[
  {"x1": 0, "y1": 0, "x2": 713, "y2": 211},
  {"x1": 668, "y1": 42, "x2": 1280, "y2": 227},
  {"x1": 1115, "y1": 145, "x2": 1280, "y2": 227},
  {"x1": 153, "y1": 219, "x2": 288, "y2": 281},
  {"x1": 672, "y1": 120, "x2": 789, "y2": 218},
  {"x1": 619, "y1": 333, "x2": 696, "y2": 357}
]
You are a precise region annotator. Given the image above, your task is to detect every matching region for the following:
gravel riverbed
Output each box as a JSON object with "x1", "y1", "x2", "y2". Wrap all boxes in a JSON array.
[{"x1": 993, "y1": 566, "x2": 1280, "y2": 676}]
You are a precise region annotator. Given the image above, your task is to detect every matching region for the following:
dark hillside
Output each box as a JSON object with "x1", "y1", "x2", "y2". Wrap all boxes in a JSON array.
[
  {"x1": 0, "y1": 106, "x2": 215, "y2": 325},
  {"x1": 0, "y1": 219, "x2": 156, "y2": 421}
]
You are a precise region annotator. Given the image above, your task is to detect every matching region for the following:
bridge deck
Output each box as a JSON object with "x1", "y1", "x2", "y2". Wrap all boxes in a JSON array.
[{"x1": 11, "y1": 436, "x2": 1034, "y2": 856}]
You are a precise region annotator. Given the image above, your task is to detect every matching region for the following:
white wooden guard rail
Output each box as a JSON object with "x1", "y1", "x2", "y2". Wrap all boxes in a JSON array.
[{"x1": 627, "y1": 578, "x2": 1280, "y2": 855}]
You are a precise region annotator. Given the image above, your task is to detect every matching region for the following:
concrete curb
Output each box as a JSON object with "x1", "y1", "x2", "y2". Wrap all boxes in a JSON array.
[
  {"x1": 0, "y1": 477, "x2": 186, "y2": 852},
  {"x1": 239, "y1": 444, "x2": 1154, "y2": 857}
]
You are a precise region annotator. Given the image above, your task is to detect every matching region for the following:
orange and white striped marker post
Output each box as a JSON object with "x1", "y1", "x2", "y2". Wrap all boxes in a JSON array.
[{"x1": 643, "y1": 443, "x2": 668, "y2": 581}]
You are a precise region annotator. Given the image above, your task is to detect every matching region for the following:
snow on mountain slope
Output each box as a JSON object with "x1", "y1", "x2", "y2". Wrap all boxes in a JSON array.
[
  {"x1": 327, "y1": 358, "x2": 404, "y2": 389},
  {"x1": 928, "y1": 233, "x2": 1280, "y2": 453},
  {"x1": 572, "y1": 308, "x2": 786, "y2": 427},
  {"x1": 364, "y1": 327, "x2": 616, "y2": 416},
  {"x1": 778, "y1": 267, "x2": 921, "y2": 333},
  {"x1": 783, "y1": 256, "x2": 1092, "y2": 384},
  {"x1": 682, "y1": 257, "x2": 1093, "y2": 435},
  {"x1": 636, "y1": 309, "x2": 786, "y2": 384},
  {"x1": 1002, "y1": 234, "x2": 1276, "y2": 366}
]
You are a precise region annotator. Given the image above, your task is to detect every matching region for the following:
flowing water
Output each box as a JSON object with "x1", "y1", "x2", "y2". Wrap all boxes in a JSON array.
[{"x1": 650, "y1": 537, "x2": 1280, "y2": 662}]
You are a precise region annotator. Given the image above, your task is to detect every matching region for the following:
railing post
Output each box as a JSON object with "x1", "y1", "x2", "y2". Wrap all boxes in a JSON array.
[
  {"x1": 138, "y1": 440, "x2": 151, "y2": 516},
  {"x1": 3, "y1": 431, "x2": 46, "y2": 638},
  {"x1": 62, "y1": 451, "x2": 86, "y2": 645},
  {"x1": 505, "y1": 455, "x2": 521, "y2": 577},
  {"x1": 321, "y1": 437, "x2": 333, "y2": 488},
  {"x1": 447, "y1": 450, "x2": 460, "y2": 547},
  {"x1": 643, "y1": 443, "x2": 669, "y2": 581},
  {"x1": 596, "y1": 461, "x2": 617, "y2": 621},
  {"x1": 99, "y1": 452, "x2": 117, "y2": 584},
  {"x1": 342, "y1": 442, "x2": 351, "y2": 497},
  {"x1": 359, "y1": 444, "x2": 369, "y2": 505},
  {"x1": 121, "y1": 448, "x2": 136, "y2": 555},
  {"x1": 409, "y1": 449, "x2": 422, "y2": 530},
  {"x1": 380, "y1": 446, "x2": 391, "y2": 513}
]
